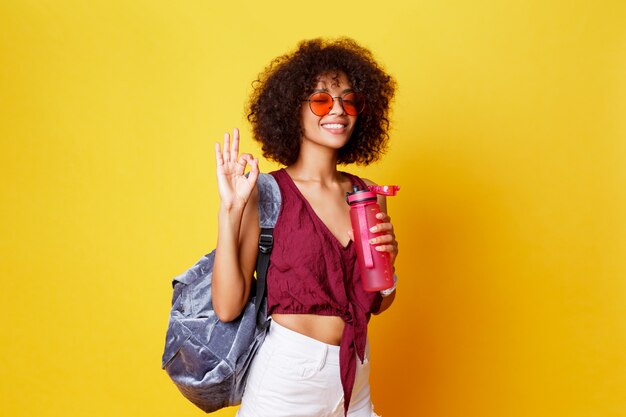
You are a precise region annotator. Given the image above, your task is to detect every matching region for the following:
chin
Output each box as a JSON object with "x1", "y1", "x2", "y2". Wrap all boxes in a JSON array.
[{"x1": 322, "y1": 136, "x2": 352, "y2": 150}]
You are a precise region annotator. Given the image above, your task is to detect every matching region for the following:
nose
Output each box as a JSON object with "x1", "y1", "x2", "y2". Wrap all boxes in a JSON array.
[{"x1": 328, "y1": 96, "x2": 346, "y2": 115}]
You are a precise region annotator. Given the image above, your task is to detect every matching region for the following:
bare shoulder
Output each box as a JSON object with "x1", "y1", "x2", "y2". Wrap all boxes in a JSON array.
[{"x1": 361, "y1": 177, "x2": 377, "y2": 186}]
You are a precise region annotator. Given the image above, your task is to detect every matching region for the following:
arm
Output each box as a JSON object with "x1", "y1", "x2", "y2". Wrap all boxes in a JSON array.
[
  {"x1": 212, "y1": 128, "x2": 261, "y2": 322},
  {"x1": 362, "y1": 178, "x2": 399, "y2": 315},
  {"x1": 375, "y1": 285, "x2": 396, "y2": 315}
]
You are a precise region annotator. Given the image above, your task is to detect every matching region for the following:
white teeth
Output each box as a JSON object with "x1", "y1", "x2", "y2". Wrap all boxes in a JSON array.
[{"x1": 322, "y1": 123, "x2": 345, "y2": 129}]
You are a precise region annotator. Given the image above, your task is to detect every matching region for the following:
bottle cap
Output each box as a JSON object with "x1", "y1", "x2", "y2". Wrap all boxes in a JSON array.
[{"x1": 346, "y1": 186, "x2": 377, "y2": 205}]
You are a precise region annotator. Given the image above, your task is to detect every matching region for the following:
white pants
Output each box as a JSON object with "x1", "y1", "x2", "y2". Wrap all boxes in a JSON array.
[{"x1": 236, "y1": 320, "x2": 380, "y2": 417}]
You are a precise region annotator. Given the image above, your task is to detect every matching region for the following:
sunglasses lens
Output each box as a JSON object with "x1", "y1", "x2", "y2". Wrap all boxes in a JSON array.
[
  {"x1": 342, "y1": 92, "x2": 365, "y2": 116},
  {"x1": 309, "y1": 92, "x2": 333, "y2": 116}
]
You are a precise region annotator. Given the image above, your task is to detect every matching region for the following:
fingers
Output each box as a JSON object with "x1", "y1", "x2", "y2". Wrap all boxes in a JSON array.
[
  {"x1": 215, "y1": 142, "x2": 223, "y2": 167},
  {"x1": 235, "y1": 153, "x2": 257, "y2": 176},
  {"x1": 369, "y1": 210, "x2": 398, "y2": 259},
  {"x1": 230, "y1": 128, "x2": 240, "y2": 163},
  {"x1": 372, "y1": 233, "x2": 399, "y2": 256},
  {"x1": 375, "y1": 212, "x2": 391, "y2": 222},
  {"x1": 247, "y1": 156, "x2": 260, "y2": 185},
  {"x1": 369, "y1": 234, "x2": 395, "y2": 245},
  {"x1": 374, "y1": 244, "x2": 398, "y2": 253},
  {"x1": 369, "y1": 212, "x2": 394, "y2": 236},
  {"x1": 217, "y1": 128, "x2": 255, "y2": 172},
  {"x1": 222, "y1": 132, "x2": 231, "y2": 163},
  {"x1": 369, "y1": 222, "x2": 394, "y2": 234}
]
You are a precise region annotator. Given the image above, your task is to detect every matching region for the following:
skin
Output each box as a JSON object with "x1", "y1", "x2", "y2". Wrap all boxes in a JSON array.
[{"x1": 212, "y1": 72, "x2": 398, "y2": 345}]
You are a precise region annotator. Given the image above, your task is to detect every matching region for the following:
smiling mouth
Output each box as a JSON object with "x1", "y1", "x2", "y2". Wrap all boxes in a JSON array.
[{"x1": 321, "y1": 123, "x2": 347, "y2": 129}]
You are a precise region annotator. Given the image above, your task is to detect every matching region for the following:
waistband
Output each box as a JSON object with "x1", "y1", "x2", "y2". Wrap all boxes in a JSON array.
[{"x1": 266, "y1": 320, "x2": 341, "y2": 366}]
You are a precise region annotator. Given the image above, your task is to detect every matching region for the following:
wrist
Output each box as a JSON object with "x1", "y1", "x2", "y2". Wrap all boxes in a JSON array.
[
  {"x1": 218, "y1": 205, "x2": 247, "y2": 235},
  {"x1": 219, "y1": 202, "x2": 246, "y2": 215},
  {"x1": 380, "y1": 273, "x2": 398, "y2": 297}
]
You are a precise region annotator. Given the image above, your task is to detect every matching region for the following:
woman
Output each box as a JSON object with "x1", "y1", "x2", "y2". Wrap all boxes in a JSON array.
[{"x1": 213, "y1": 38, "x2": 398, "y2": 417}]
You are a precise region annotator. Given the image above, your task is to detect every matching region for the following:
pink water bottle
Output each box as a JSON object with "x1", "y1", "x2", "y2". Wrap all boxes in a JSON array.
[{"x1": 346, "y1": 185, "x2": 400, "y2": 292}]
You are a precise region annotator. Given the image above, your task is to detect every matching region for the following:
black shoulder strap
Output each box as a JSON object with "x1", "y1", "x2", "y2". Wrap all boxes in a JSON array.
[
  {"x1": 254, "y1": 228, "x2": 274, "y2": 318},
  {"x1": 253, "y1": 173, "x2": 281, "y2": 320}
]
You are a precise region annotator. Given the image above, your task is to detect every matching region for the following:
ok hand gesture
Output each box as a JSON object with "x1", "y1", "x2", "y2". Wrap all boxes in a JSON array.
[{"x1": 215, "y1": 128, "x2": 259, "y2": 210}]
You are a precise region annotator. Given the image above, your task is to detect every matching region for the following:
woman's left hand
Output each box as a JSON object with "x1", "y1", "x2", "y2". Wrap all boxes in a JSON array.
[{"x1": 368, "y1": 212, "x2": 399, "y2": 267}]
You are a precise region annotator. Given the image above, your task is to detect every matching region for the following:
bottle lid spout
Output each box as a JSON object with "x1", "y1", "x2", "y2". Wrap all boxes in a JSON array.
[{"x1": 367, "y1": 185, "x2": 400, "y2": 196}]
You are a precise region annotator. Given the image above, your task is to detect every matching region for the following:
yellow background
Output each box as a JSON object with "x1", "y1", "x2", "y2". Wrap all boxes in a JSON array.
[{"x1": 1, "y1": 1, "x2": 625, "y2": 416}]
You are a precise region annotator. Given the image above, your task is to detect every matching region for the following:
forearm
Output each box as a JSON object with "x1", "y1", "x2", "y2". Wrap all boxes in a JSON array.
[
  {"x1": 213, "y1": 204, "x2": 250, "y2": 321},
  {"x1": 374, "y1": 290, "x2": 396, "y2": 314}
]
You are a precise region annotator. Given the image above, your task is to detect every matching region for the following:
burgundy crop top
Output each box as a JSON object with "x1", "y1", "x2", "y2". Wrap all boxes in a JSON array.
[{"x1": 266, "y1": 168, "x2": 383, "y2": 415}]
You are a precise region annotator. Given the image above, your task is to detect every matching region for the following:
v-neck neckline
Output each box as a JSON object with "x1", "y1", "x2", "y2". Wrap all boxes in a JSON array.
[{"x1": 281, "y1": 168, "x2": 354, "y2": 250}]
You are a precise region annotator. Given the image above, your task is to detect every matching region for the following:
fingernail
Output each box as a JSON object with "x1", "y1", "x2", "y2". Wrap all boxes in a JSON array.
[
  {"x1": 369, "y1": 226, "x2": 376, "y2": 232},
  {"x1": 369, "y1": 238, "x2": 376, "y2": 244}
]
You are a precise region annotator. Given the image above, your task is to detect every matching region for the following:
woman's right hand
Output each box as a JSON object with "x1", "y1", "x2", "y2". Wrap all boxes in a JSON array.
[{"x1": 215, "y1": 128, "x2": 259, "y2": 210}]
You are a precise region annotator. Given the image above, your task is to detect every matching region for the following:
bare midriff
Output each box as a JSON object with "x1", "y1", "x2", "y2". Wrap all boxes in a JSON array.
[{"x1": 271, "y1": 313, "x2": 345, "y2": 346}]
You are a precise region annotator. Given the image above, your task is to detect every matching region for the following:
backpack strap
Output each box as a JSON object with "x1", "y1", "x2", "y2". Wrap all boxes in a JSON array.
[{"x1": 254, "y1": 173, "x2": 281, "y2": 319}]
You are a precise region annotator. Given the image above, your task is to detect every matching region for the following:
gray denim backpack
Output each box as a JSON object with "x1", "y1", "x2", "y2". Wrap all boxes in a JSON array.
[{"x1": 161, "y1": 173, "x2": 281, "y2": 412}]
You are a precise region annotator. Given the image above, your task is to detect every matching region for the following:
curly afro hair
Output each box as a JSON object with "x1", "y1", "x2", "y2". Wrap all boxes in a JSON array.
[{"x1": 247, "y1": 38, "x2": 396, "y2": 166}]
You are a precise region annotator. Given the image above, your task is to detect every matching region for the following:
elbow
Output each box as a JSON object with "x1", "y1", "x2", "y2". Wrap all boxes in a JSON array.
[
  {"x1": 212, "y1": 290, "x2": 245, "y2": 322},
  {"x1": 212, "y1": 268, "x2": 248, "y2": 322},
  {"x1": 214, "y1": 305, "x2": 242, "y2": 323}
]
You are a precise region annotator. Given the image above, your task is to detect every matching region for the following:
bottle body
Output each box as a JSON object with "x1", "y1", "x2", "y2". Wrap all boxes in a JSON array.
[{"x1": 348, "y1": 198, "x2": 395, "y2": 292}]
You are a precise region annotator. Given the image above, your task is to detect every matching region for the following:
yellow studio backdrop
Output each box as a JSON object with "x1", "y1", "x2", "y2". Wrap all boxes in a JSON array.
[{"x1": 1, "y1": 1, "x2": 625, "y2": 416}]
